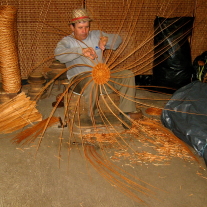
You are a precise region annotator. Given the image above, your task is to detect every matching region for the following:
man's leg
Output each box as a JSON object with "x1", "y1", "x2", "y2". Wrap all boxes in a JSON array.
[
  {"x1": 109, "y1": 70, "x2": 136, "y2": 113},
  {"x1": 72, "y1": 74, "x2": 99, "y2": 117},
  {"x1": 72, "y1": 70, "x2": 136, "y2": 119}
]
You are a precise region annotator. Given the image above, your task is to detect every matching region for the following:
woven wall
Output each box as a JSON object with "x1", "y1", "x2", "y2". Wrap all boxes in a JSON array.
[
  {"x1": 1, "y1": 0, "x2": 84, "y2": 79},
  {"x1": 1, "y1": 0, "x2": 207, "y2": 78}
]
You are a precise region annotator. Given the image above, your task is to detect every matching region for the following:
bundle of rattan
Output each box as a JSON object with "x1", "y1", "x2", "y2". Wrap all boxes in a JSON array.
[
  {"x1": 0, "y1": 5, "x2": 21, "y2": 93},
  {"x1": 12, "y1": 116, "x2": 60, "y2": 145},
  {"x1": 0, "y1": 92, "x2": 42, "y2": 134}
]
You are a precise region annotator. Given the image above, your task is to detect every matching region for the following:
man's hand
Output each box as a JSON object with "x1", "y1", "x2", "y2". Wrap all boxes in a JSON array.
[
  {"x1": 82, "y1": 47, "x2": 98, "y2": 60},
  {"x1": 99, "y1": 36, "x2": 108, "y2": 50}
]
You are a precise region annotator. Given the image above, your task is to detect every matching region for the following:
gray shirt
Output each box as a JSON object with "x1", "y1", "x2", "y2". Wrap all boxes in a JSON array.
[{"x1": 54, "y1": 30, "x2": 122, "y2": 80}]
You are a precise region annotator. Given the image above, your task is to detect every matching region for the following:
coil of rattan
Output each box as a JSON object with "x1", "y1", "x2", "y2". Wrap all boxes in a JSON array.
[{"x1": 0, "y1": 5, "x2": 21, "y2": 93}]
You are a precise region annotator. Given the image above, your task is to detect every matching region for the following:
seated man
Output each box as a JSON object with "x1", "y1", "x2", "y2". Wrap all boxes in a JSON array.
[{"x1": 54, "y1": 8, "x2": 136, "y2": 128}]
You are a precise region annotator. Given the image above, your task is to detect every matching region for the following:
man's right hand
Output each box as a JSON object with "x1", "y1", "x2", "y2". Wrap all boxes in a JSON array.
[{"x1": 82, "y1": 47, "x2": 98, "y2": 60}]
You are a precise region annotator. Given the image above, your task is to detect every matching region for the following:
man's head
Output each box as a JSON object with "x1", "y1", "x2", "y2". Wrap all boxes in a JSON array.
[
  {"x1": 70, "y1": 21, "x2": 90, "y2": 41},
  {"x1": 69, "y1": 8, "x2": 92, "y2": 40}
]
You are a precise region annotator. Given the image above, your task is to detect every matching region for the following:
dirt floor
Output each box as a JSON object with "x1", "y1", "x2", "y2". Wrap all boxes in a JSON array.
[{"x1": 0, "y1": 84, "x2": 207, "y2": 207}]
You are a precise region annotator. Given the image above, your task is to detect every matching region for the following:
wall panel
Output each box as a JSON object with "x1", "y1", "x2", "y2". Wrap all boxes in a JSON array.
[{"x1": 0, "y1": 0, "x2": 206, "y2": 78}]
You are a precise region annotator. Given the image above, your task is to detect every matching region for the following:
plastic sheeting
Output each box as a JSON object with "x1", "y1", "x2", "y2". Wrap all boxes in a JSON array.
[{"x1": 161, "y1": 81, "x2": 207, "y2": 165}]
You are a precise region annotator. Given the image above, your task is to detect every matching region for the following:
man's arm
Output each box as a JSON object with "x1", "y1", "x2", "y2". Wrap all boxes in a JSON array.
[
  {"x1": 101, "y1": 32, "x2": 122, "y2": 50},
  {"x1": 55, "y1": 37, "x2": 98, "y2": 63},
  {"x1": 54, "y1": 37, "x2": 83, "y2": 63}
]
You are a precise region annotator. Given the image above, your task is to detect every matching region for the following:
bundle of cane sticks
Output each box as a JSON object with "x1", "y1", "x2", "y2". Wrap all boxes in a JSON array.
[{"x1": 0, "y1": 92, "x2": 42, "y2": 134}]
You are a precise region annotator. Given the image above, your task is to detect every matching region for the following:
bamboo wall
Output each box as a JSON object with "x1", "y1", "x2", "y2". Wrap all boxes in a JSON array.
[{"x1": 0, "y1": 0, "x2": 207, "y2": 79}]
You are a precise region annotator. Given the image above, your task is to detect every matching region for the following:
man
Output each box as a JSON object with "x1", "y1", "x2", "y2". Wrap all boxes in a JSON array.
[{"x1": 54, "y1": 8, "x2": 136, "y2": 128}]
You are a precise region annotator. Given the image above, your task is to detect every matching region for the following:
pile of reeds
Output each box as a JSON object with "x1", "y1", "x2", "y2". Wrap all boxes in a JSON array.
[
  {"x1": 129, "y1": 118, "x2": 198, "y2": 164},
  {"x1": 0, "y1": 92, "x2": 42, "y2": 134}
]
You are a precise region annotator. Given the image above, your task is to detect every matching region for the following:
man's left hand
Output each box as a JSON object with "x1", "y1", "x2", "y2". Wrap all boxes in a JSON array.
[{"x1": 99, "y1": 36, "x2": 108, "y2": 50}]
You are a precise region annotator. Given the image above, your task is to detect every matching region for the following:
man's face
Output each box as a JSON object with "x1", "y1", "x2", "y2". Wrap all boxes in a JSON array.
[{"x1": 70, "y1": 21, "x2": 90, "y2": 40}]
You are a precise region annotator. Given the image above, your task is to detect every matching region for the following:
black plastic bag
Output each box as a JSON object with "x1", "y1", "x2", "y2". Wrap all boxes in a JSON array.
[
  {"x1": 153, "y1": 16, "x2": 194, "y2": 90},
  {"x1": 135, "y1": 75, "x2": 153, "y2": 86},
  {"x1": 161, "y1": 81, "x2": 207, "y2": 165}
]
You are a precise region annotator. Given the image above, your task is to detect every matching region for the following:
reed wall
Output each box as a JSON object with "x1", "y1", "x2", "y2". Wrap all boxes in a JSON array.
[{"x1": 0, "y1": 0, "x2": 206, "y2": 79}]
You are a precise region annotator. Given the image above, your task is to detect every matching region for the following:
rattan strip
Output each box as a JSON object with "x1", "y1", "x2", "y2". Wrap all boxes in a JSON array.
[{"x1": 0, "y1": 5, "x2": 21, "y2": 92}]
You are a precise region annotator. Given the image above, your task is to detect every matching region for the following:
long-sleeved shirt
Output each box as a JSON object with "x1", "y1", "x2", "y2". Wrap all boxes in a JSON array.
[{"x1": 54, "y1": 30, "x2": 122, "y2": 80}]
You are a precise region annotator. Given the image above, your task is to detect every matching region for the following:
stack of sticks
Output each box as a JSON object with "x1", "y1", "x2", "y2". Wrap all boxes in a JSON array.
[{"x1": 0, "y1": 92, "x2": 42, "y2": 134}]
